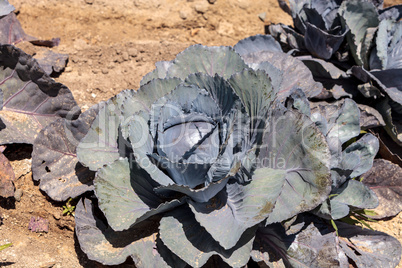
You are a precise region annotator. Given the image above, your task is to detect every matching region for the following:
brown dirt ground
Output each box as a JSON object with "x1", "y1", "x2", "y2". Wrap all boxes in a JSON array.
[{"x1": 0, "y1": 0, "x2": 401, "y2": 267}]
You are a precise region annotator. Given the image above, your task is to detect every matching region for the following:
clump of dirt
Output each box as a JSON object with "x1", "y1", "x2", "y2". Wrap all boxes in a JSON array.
[{"x1": 1, "y1": 0, "x2": 401, "y2": 267}]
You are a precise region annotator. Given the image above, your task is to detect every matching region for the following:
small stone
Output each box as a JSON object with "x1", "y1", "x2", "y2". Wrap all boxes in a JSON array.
[
  {"x1": 85, "y1": 0, "x2": 94, "y2": 4},
  {"x1": 52, "y1": 211, "x2": 61, "y2": 220},
  {"x1": 122, "y1": 51, "x2": 129, "y2": 61},
  {"x1": 92, "y1": 69, "x2": 100, "y2": 74},
  {"x1": 179, "y1": 10, "x2": 188, "y2": 20},
  {"x1": 217, "y1": 21, "x2": 235, "y2": 36},
  {"x1": 101, "y1": 68, "x2": 109, "y2": 74},
  {"x1": 237, "y1": 0, "x2": 249, "y2": 9},
  {"x1": 73, "y1": 39, "x2": 88, "y2": 51},
  {"x1": 194, "y1": 2, "x2": 208, "y2": 14},
  {"x1": 28, "y1": 216, "x2": 49, "y2": 233},
  {"x1": 128, "y1": 48, "x2": 138, "y2": 57},
  {"x1": 64, "y1": 66, "x2": 72, "y2": 72},
  {"x1": 258, "y1": 12, "x2": 266, "y2": 22},
  {"x1": 91, "y1": 93, "x2": 97, "y2": 98},
  {"x1": 113, "y1": 56, "x2": 123, "y2": 63},
  {"x1": 208, "y1": 0, "x2": 216, "y2": 3},
  {"x1": 39, "y1": 262, "x2": 56, "y2": 268},
  {"x1": 14, "y1": 189, "x2": 23, "y2": 202}
]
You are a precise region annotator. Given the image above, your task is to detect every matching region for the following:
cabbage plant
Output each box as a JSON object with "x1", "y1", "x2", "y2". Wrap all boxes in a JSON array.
[
  {"x1": 267, "y1": 0, "x2": 402, "y2": 147},
  {"x1": 74, "y1": 44, "x2": 334, "y2": 267},
  {"x1": 231, "y1": 35, "x2": 401, "y2": 268},
  {"x1": 270, "y1": 0, "x2": 349, "y2": 60}
]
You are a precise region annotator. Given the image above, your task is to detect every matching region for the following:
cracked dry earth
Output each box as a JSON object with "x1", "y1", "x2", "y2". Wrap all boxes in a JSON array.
[{"x1": 0, "y1": 0, "x2": 402, "y2": 267}]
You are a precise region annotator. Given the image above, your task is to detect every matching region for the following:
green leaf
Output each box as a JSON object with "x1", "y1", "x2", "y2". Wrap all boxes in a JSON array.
[
  {"x1": 330, "y1": 219, "x2": 338, "y2": 236},
  {"x1": 0, "y1": 242, "x2": 12, "y2": 251}
]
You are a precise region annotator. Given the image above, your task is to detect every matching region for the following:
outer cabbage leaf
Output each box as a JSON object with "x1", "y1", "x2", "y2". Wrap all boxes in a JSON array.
[
  {"x1": 94, "y1": 158, "x2": 183, "y2": 231},
  {"x1": 0, "y1": 13, "x2": 34, "y2": 45},
  {"x1": 339, "y1": 0, "x2": 379, "y2": 68},
  {"x1": 75, "y1": 198, "x2": 185, "y2": 267},
  {"x1": 256, "y1": 106, "x2": 331, "y2": 225},
  {"x1": 357, "y1": 103, "x2": 385, "y2": 129},
  {"x1": 77, "y1": 78, "x2": 182, "y2": 171},
  {"x1": 31, "y1": 103, "x2": 101, "y2": 201},
  {"x1": 377, "y1": 98, "x2": 402, "y2": 145},
  {"x1": 236, "y1": 45, "x2": 322, "y2": 99},
  {"x1": 184, "y1": 73, "x2": 240, "y2": 116},
  {"x1": 252, "y1": 219, "x2": 348, "y2": 267},
  {"x1": 370, "y1": 69, "x2": 402, "y2": 106},
  {"x1": 310, "y1": 99, "x2": 361, "y2": 161},
  {"x1": 369, "y1": 19, "x2": 402, "y2": 70},
  {"x1": 0, "y1": 13, "x2": 59, "y2": 47},
  {"x1": 252, "y1": 214, "x2": 402, "y2": 268},
  {"x1": 378, "y1": 4, "x2": 402, "y2": 21},
  {"x1": 123, "y1": 111, "x2": 175, "y2": 187},
  {"x1": 300, "y1": 56, "x2": 360, "y2": 99},
  {"x1": 337, "y1": 220, "x2": 402, "y2": 267},
  {"x1": 268, "y1": 23, "x2": 306, "y2": 51},
  {"x1": 0, "y1": 0, "x2": 14, "y2": 17},
  {"x1": 348, "y1": 66, "x2": 402, "y2": 145},
  {"x1": 304, "y1": 21, "x2": 347, "y2": 60},
  {"x1": 342, "y1": 133, "x2": 379, "y2": 178},
  {"x1": 0, "y1": 45, "x2": 80, "y2": 145},
  {"x1": 310, "y1": 100, "x2": 379, "y2": 220},
  {"x1": 34, "y1": 50, "x2": 69, "y2": 76},
  {"x1": 159, "y1": 205, "x2": 255, "y2": 267},
  {"x1": 329, "y1": 179, "x2": 379, "y2": 220},
  {"x1": 362, "y1": 159, "x2": 402, "y2": 219},
  {"x1": 76, "y1": 92, "x2": 128, "y2": 171},
  {"x1": 140, "y1": 60, "x2": 173, "y2": 86},
  {"x1": 187, "y1": 171, "x2": 289, "y2": 251},
  {"x1": 166, "y1": 45, "x2": 248, "y2": 80},
  {"x1": 275, "y1": 0, "x2": 347, "y2": 59},
  {"x1": 233, "y1": 34, "x2": 282, "y2": 56}
]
